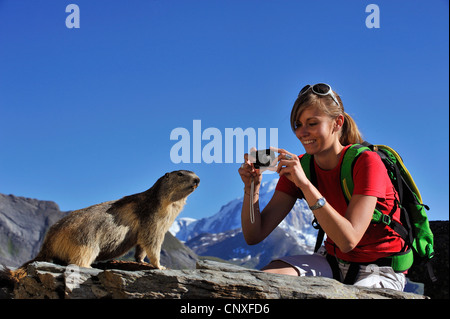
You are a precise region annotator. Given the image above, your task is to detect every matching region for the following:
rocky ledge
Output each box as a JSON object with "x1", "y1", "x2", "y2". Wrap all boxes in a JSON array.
[{"x1": 2, "y1": 259, "x2": 426, "y2": 299}]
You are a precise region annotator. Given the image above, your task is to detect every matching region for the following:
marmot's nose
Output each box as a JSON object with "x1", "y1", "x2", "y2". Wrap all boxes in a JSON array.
[{"x1": 193, "y1": 177, "x2": 200, "y2": 186}]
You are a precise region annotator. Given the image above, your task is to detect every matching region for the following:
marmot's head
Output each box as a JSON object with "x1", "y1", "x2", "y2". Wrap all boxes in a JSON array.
[{"x1": 160, "y1": 170, "x2": 200, "y2": 202}]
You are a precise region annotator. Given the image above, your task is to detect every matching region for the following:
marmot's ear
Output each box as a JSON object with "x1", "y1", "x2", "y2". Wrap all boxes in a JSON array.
[{"x1": 165, "y1": 173, "x2": 170, "y2": 178}]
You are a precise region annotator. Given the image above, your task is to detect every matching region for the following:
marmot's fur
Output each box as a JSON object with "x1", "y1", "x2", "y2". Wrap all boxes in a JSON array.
[{"x1": 1, "y1": 170, "x2": 199, "y2": 286}]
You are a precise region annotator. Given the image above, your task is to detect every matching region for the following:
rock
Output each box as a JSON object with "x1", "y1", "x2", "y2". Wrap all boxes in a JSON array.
[
  {"x1": 159, "y1": 232, "x2": 198, "y2": 269},
  {"x1": 407, "y1": 220, "x2": 449, "y2": 299},
  {"x1": 9, "y1": 260, "x2": 426, "y2": 299}
]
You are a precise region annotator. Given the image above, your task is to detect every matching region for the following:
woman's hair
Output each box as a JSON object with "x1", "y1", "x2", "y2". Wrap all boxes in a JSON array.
[{"x1": 289, "y1": 86, "x2": 363, "y2": 145}]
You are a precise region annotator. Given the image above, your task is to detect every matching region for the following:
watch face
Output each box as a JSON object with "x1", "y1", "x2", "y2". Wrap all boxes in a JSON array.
[{"x1": 318, "y1": 198, "x2": 326, "y2": 206}]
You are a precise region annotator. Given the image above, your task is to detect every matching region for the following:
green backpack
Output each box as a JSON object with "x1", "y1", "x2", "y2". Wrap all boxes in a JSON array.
[{"x1": 301, "y1": 142, "x2": 435, "y2": 279}]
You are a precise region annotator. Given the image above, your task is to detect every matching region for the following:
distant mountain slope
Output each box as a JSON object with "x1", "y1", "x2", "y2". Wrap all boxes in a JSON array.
[
  {"x1": 0, "y1": 193, "x2": 70, "y2": 267},
  {"x1": 185, "y1": 227, "x2": 311, "y2": 270},
  {"x1": 171, "y1": 178, "x2": 318, "y2": 243}
]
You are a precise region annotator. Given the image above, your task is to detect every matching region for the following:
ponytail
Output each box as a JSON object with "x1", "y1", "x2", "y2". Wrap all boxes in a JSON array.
[{"x1": 341, "y1": 112, "x2": 363, "y2": 145}]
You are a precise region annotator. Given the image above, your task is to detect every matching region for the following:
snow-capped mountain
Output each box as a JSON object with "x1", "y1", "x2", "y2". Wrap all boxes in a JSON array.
[{"x1": 170, "y1": 178, "x2": 319, "y2": 268}]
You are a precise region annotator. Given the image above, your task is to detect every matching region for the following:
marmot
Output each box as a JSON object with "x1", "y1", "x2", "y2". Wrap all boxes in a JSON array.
[{"x1": 1, "y1": 170, "x2": 199, "y2": 285}]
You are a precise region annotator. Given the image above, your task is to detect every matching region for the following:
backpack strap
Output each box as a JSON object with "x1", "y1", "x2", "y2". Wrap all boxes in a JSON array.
[{"x1": 340, "y1": 144, "x2": 369, "y2": 203}]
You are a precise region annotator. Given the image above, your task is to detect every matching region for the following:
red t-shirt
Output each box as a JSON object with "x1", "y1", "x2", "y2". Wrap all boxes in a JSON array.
[{"x1": 275, "y1": 144, "x2": 405, "y2": 263}]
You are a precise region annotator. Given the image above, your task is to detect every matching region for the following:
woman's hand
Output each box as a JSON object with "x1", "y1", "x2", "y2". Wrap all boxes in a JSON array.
[
  {"x1": 239, "y1": 147, "x2": 298, "y2": 246},
  {"x1": 238, "y1": 148, "x2": 263, "y2": 190},
  {"x1": 271, "y1": 147, "x2": 310, "y2": 190}
]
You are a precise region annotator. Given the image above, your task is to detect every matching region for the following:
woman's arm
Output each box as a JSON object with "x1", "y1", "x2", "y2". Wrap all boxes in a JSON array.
[
  {"x1": 241, "y1": 189, "x2": 297, "y2": 245},
  {"x1": 300, "y1": 182, "x2": 376, "y2": 253},
  {"x1": 274, "y1": 147, "x2": 376, "y2": 253},
  {"x1": 238, "y1": 150, "x2": 297, "y2": 245}
]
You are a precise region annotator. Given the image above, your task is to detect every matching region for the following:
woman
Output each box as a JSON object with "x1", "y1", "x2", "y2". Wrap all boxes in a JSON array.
[{"x1": 238, "y1": 83, "x2": 406, "y2": 291}]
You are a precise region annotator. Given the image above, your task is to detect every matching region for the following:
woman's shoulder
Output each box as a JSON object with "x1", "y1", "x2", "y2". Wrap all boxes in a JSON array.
[
  {"x1": 354, "y1": 146, "x2": 383, "y2": 165},
  {"x1": 351, "y1": 146, "x2": 387, "y2": 178}
]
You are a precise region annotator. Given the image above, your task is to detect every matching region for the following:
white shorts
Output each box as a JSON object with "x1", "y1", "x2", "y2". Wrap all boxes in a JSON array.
[{"x1": 275, "y1": 248, "x2": 406, "y2": 292}]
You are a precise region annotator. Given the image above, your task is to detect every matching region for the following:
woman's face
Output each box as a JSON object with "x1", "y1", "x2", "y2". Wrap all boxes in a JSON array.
[{"x1": 294, "y1": 106, "x2": 337, "y2": 155}]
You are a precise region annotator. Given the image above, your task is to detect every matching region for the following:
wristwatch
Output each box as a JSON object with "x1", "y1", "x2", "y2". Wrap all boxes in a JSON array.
[{"x1": 309, "y1": 197, "x2": 326, "y2": 211}]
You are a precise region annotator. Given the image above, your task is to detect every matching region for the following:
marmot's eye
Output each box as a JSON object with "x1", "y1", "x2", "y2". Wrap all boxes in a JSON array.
[{"x1": 177, "y1": 172, "x2": 183, "y2": 176}]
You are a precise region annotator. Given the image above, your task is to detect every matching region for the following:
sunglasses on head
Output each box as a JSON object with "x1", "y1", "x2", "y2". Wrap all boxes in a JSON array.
[{"x1": 298, "y1": 83, "x2": 340, "y2": 107}]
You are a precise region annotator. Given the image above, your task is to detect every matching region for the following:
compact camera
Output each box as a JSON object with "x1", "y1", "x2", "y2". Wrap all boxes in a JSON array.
[{"x1": 250, "y1": 149, "x2": 276, "y2": 169}]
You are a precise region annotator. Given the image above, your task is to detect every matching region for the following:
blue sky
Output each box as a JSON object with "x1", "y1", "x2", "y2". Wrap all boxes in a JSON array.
[{"x1": 0, "y1": 0, "x2": 448, "y2": 222}]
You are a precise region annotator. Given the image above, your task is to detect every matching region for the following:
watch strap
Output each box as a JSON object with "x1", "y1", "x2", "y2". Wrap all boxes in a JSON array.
[{"x1": 309, "y1": 197, "x2": 326, "y2": 211}]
